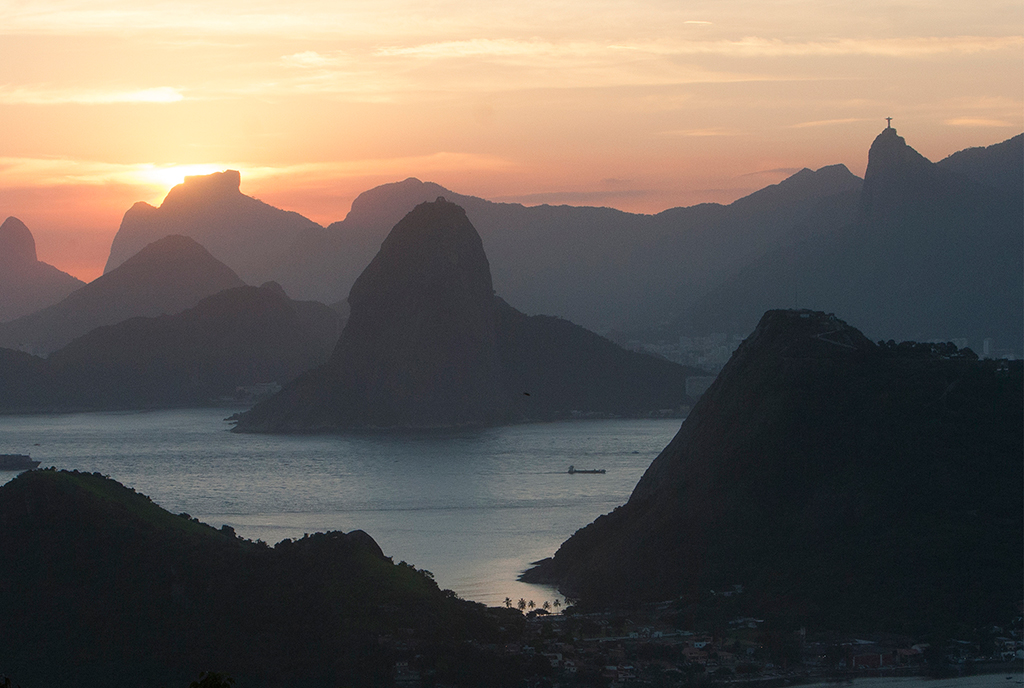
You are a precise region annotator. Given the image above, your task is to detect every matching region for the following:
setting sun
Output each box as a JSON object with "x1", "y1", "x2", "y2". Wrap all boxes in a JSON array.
[{"x1": 133, "y1": 164, "x2": 234, "y2": 198}]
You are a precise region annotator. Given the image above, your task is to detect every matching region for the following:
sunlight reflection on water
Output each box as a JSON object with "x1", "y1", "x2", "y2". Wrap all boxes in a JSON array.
[{"x1": 0, "y1": 409, "x2": 681, "y2": 606}]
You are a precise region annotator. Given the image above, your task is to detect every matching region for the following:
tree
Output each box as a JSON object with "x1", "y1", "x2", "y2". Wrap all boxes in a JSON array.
[
  {"x1": 504, "y1": 597, "x2": 513, "y2": 609},
  {"x1": 517, "y1": 598, "x2": 527, "y2": 611},
  {"x1": 527, "y1": 600, "x2": 535, "y2": 610},
  {"x1": 542, "y1": 601, "x2": 551, "y2": 611},
  {"x1": 189, "y1": 672, "x2": 235, "y2": 688},
  {"x1": 552, "y1": 599, "x2": 561, "y2": 610}
]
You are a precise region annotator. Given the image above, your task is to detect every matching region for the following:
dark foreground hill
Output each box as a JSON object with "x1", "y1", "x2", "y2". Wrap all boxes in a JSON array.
[
  {"x1": 0, "y1": 282, "x2": 341, "y2": 412},
  {"x1": 0, "y1": 216, "x2": 84, "y2": 322},
  {"x1": 0, "y1": 235, "x2": 246, "y2": 355},
  {"x1": 233, "y1": 198, "x2": 700, "y2": 432},
  {"x1": 523, "y1": 310, "x2": 1023, "y2": 634},
  {"x1": 0, "y1": 469, "x2": 537, "y2": 688}
]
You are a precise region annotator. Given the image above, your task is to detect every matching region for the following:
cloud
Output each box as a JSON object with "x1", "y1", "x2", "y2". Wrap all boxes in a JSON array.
[
  {"x1": 737, "y1": 167, "x2": 802, "y2": 178},
  {"x1": 944, "y1": 117, "x2": 1015, "y2": 127},
  {"x1": 281, "y1": 51, "x2": 339, "y2": 68},
  {"x1": 0, "y1": 152, "x2": 513, "y2": 190},
  {"x1": 627, "y1": 35, "x2": 1023, "y2": 58},
  {"x1": 374, "y1": 39, "x2": 583, "y2": 59},
  {"x1": 655, "y1": 128, "x2": 745, "y2": 137},
  {"x1": 790, "y1": 118, "x2": 869, "y2": 128},
  {"x1": 492, "y1": 188, "x2": 656, "y2": 206},
  {"x1": 0, "y1": 86, "x2": 184, "y2": 105}
]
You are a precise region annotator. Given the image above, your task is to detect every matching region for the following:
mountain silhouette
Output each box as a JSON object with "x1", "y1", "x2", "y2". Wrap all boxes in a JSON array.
[
  {"x1": 234, "y1": 198, "x2": 699, "y2": 432},
  {"x1": 0, "y1": 282, "x2": 341, "y2": 412},
  {"x1": 676, "y1": 130, "x2": 1023, "y2": 354},
  {"x1": 0, "y1": 216, "x2": 84, "y2": 321},
  {"x1": 270, "y1": 169, "x2": 861, "y2": 332},
  {"x1": 522, "y1": 309, "x2": 1022, "y2": 633},
  {"x1": 0, "y1": 469, "x2": 527, "y2": 687},
  {"x1": 104, "y1": 170, "x2": 321, "y2": 285},
  {"x1": 0, "y1": 235, "x2": 245, "y2": 354}
]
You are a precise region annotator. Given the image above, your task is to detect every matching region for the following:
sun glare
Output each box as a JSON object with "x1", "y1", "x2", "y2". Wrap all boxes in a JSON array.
[{"x1": 134, "y1": 164, "x2": 229, "y2": 195}]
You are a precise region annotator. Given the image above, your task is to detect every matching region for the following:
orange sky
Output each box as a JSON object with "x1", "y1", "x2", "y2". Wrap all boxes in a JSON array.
[{"x1": 1, "y1": 0, "x2": 1021, "y2": 282}]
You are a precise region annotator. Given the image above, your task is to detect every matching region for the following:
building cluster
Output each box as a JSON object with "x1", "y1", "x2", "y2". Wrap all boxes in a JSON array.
[
  {"x1": 385, "y1": 598, "x2": 1024, "y2": 687},
  {"x1": 627, "y1": 333, "x2": 744, "y2": 375}
]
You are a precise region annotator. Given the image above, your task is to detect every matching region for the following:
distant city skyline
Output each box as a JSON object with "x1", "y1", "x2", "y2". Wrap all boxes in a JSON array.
[{"x1": 1, "y1": 0, "x2": 1021, "y2": 281}]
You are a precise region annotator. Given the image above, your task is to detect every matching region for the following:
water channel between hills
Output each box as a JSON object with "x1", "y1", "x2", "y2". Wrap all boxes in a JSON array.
[{"x1": 0, "y1": 408, "x2": 682, "y2": 606}]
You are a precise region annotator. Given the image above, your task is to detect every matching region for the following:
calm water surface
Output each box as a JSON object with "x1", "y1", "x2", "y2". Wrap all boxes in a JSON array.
[{"x1": 0, "y1": 409, "x2": 680, "y2": 606}]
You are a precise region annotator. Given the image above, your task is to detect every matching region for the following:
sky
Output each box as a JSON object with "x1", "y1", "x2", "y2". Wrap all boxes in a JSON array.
[{"x1": 1, "y1": 0, "x2": 1022, "y2": 282}]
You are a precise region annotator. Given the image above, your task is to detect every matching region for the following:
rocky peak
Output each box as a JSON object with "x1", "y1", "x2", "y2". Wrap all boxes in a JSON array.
[
  {"x1": 859, "y1": 127, "x2": 943, "y2": 221},
  {"x1": 0, "y1": 216, "x2": 37, "y2": 267},
  {"x1": 160, "y1": 170, "x2": 242, "y2": 208}
]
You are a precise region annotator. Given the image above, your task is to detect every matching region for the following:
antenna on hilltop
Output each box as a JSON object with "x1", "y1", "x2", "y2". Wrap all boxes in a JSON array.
[{"x1": 885, "y1": 117, "x2": 893, "y2": 129}]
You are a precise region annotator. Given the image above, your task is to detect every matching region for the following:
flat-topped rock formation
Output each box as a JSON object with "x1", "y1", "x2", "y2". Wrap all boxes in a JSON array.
[{"x1": 104, "y1": 170, "x2": 321, "y2": 285}]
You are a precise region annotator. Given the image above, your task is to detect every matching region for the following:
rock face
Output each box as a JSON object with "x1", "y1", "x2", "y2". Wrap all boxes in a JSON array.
[
  {"x1": 239, "y1": 198, "x2": 504, "y2": 430},
  {"x1": 104, "y1": 170, "x2": 321, "y2": 285},
  {"x1": 0, "y1": 217, "x2": 84, "y2": 321},
  {"x1": 523, "y1": 309, "x2": 1022, "y2": 633},
  {"x1": 234, "y1": 198, "x2": 700, "y2": 432},
  {"x1": 0, "y1": 235, "x2": 245, "y2": 354}
]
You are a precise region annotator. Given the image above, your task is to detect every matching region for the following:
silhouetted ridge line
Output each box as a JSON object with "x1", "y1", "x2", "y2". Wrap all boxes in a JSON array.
[
  {"x1": 233, "y1": 198, "x2": 700, "y2": 432},
  {"x1": 523, "y1": 309, "x2": 1022, "y2": 634}
]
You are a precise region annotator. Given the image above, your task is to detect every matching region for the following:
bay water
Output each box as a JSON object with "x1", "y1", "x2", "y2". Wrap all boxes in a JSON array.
[{"x1": 0, "y1": 409, "x2": 680, "y2": 607}]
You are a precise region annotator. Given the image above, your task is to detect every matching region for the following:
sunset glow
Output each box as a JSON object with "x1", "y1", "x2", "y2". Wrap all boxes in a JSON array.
[{"x1": 1, "y1": 0, "x2": 1021, "y2": 282}]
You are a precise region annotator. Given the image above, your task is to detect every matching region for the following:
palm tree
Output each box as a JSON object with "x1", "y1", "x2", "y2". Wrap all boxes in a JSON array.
[
  {"x1": 552, "y1": 599, "x2": 561, "y2": 610},
  {"x1": 503, "y1": 597, "x2": 512, "y2": 609},
  {"x1": 517, "y1": 598, "x2": 527, "y2": 611},
  {"x1": 542, "y1": 601, "x2": 551, "y2": 611},
  {"x1": 527, "y1": 600, "x2": 535, "y2": 610}
]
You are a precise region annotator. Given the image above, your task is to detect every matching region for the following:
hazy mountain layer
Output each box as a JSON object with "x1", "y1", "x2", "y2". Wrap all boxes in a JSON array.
[
  {"x1": 523, "y1": 309, "x2": 1023, "y2": 633},
  {"x1": 234, "y1": 198, "x2": 701, "y2": 432},
  {"x1": 0, "y1": 282, "x2": 341, "y2": 412},
  {"x1": 273, "y1": 166, "x2": 862, "y2": 332},
  {"x1": 676, "y1": 130, "x2": 1023, "y2": 354},
  {"x1": 104, "y1": 170, "x2": 321, "y2": 284},
  {"x1": 0, "y1": 216, "x2": 84, "y2": 321},
  {"x1": 0, "y1": 469, "x2": 530, "y2": 687},
  {"x1": 0, "y1": 235, "x2": 245, "y2": 355}
]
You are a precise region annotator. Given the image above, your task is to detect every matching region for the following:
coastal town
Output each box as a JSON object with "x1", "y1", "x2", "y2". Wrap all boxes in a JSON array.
[{"x1": 386, "y1": 592, "x2": 1024, "y2": 687}]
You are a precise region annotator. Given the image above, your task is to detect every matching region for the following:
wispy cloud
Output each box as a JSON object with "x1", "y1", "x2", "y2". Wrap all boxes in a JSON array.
[
  {"x1": 0, "y1": 85, "x2": 183, "y2": 105},
  {"x1": 281, "y1": 51, "x2": 339, "y2": 68},
  {"x1": 0, "y1": 152, "x2": 513, "y2": 189},
  {"x1": 655, "y1": 128, "x2": 745, "y2": 138},
  {"x1": 944, "y1": 117, "x2": 1015, "y2": 127},
  {"x1": 790, "y1": 118, "x2": 869, "y2": 128}
]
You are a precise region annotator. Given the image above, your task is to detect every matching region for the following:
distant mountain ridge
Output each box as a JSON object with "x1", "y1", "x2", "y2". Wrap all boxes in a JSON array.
[
  {"x1": 0, "y1": 282, "x2": 341, "y2": 412},
  {"x1": 96, "y1": 130, "x2": 1020, "y2": 353},
  {"x1": 104, "y1": 170, "x2": 322, "y2": 285},
  {"x1": 523, "y1": 309, "x2": 1023, "y2": 633},
  {"x1": 0, "y1": 216, "x2": 84, "y2": 322},
  {"x1": 102, "y1": 164, "x2": 863, "y2": 334},
  {"x1": 234, "y1": 198, "x2": 700, "y2": 432},
  {"x1": 0, "y1": 234, "x2": 245, "y2": 355},
  {"x1": 675, "y1": 129, "x2": 1023, "y2": 354},
  {"x1": 271, "y1": 165, "x2": 863, "y2": 332}
]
